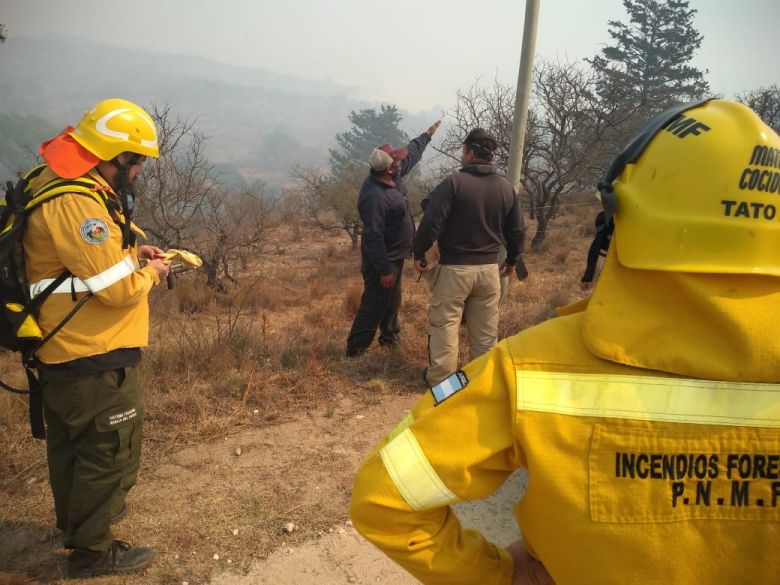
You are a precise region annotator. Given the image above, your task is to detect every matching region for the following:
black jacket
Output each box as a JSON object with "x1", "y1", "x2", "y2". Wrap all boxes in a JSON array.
[
  {"x1": 358, "y1": 133, "x2": 431, "y2": 274},
  {"x1": 413, "y1": 163, "x2": 524, "y2": 265}
]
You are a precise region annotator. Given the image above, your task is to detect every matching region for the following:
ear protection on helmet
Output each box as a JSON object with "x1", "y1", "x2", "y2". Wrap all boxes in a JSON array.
[
  {"x1": 596, "y1": 99, "x2": 780, "y2": 276},
  {"x1": 598, "y1": 99, "x2": 710, "y2": 223}
]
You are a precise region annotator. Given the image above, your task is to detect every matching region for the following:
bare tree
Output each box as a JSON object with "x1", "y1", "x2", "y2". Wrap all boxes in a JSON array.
[
  {"x1": 437, "y1": 60, "x2": 617, "y2": 249},
  {"x1": 737, "y1": 85, "x2": 780, "y2": 134},
  {"x1": 433, "y1": 78, "x2": 521, "y2": 176},
  {"x1": 523, "y1": 60, "x2": 616, "y2": 249},
  {"x1": 0, "y1": 24, "x2": 7, "y2": 43},
  {"x1": 136, "y1": 105, "x2": 278, "y2": 290},
  {"x1": 290, "y1": 163, "x2": 364, "y2": 247}
]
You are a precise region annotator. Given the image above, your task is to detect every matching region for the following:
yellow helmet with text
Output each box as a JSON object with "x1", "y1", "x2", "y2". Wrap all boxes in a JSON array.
[
  {"x1": 70, "y1": 98, "x2": 159, "y2": 161},
  {"x1": 600, "y1": 99, "x2": 780, "y2": 276}
]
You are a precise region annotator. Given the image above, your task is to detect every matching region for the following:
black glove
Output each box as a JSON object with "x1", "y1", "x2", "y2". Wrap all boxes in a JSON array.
[{"x1": 515, "y1": 257, "x2": 529, "y2": 281}]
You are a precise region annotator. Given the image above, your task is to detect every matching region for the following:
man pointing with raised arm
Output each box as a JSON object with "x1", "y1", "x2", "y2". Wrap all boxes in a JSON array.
[{"x1": 346, "y1": 120, "x2": 440, "y2": 357}]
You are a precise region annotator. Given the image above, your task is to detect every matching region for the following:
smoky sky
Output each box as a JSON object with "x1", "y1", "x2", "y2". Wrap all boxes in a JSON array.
[{"x1": 2, "y1": 0, "x2": 778, "y2": 112}]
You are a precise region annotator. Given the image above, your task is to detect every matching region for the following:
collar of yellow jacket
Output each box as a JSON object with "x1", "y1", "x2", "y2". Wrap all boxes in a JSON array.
[
  {"x1": 30, "y1": 166, "x2": 147, "y2": 239},
  {"x1": 30, "y1": 165, "x2": 115, "y2": 197},
  {"x1": 580, "y1": 233, "x2": 780, "y2": 382},
  {"x1": 85, "y1": 169, "x2": 118, "y2": 198}
]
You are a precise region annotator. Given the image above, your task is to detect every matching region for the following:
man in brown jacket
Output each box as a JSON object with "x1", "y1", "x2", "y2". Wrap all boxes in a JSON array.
[{"x1": 414, "y1": 128, "x2": 525, "y2": 386}]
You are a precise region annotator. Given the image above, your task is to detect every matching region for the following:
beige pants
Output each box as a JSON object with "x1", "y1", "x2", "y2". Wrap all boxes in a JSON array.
[{"x1": 424, "y1": 264, "x2": 501, "y2": 386}]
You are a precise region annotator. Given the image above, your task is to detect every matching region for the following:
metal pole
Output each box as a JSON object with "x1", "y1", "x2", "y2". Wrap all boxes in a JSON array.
[
  {"x1": 500, "y1": 0, "x2": 539, "y2": 299},
  {"x1": 507, "y1": 0, "x2": 540, "y2": 192}
]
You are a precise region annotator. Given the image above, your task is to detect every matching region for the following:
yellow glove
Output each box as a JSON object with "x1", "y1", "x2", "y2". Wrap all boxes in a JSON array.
[{"x1": 164, "y1": 249, "x2": 203, "y2": 270}]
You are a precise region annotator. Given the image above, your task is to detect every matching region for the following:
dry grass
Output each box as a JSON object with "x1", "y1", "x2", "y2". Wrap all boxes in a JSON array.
[
  {"x1": 0, "y1": 200, "x2": 601, "y2": 582},
  {"x1": 343, "y1": 285, "x2": 362, "y2": 316},
  {"x1": 309, "y1": 280, "x2": 330, "y2": 301},
  {"x1": 174, "y1": 275, "x2": 214, "y2": 313}
]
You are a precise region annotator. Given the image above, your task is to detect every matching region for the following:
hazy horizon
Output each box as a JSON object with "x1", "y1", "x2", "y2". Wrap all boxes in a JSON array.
[{"x1": 3, "y1": 0, "x2": 778, "y2": 114}]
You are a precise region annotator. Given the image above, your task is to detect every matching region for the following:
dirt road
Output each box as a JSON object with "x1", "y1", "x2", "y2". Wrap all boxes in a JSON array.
[
  {"x1": 210, "y1": 474, "x2": 527, "y2": 585},
  {"x1": 1, "y1": 392, "x2": 527, "y2": 584},
  {"x1": 208, "y1": 402, "x2": 528, "y2": 585}
]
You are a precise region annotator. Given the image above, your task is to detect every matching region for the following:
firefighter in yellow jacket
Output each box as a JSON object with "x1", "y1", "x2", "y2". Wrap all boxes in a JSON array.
[
  {"x1": 24, "y1": 99, "x2": 170, "y2": 578},
  {"x1": 350, "y1": 99, "x2": 780, "y2": 584}
]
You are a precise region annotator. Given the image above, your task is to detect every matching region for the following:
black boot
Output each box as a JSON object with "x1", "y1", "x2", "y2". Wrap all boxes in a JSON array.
[{"x1": 68, "y1": 540, "x2": 154, "y2": 578}]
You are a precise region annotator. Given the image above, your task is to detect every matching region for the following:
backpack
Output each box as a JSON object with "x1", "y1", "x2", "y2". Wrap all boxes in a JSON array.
[{"x1": 0, "y1": 164, "x2": 112, "y2": 438}]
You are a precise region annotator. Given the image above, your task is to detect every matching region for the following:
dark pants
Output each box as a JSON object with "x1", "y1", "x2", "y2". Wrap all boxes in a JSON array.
[
  {"x1": 41, "y1": 367, "x2": 143, "y2": 561},
  {"x1": 346, "y1": 259, "x2": 404, "y2": 356}
]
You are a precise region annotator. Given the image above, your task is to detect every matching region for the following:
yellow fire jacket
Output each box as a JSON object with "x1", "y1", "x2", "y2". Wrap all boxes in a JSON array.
[
  {"x1": 351, "y1": 242, "x2": 780, "y2": 585},
  {"x1": 24, "y1": 166, "x2": 160, "y2": 364}
]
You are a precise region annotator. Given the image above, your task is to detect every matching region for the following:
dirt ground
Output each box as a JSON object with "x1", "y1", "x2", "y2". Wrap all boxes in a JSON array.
[
  {"x1": 209, "y1": 408, "x2": 527, "y2": 585},
  {"x1": 211, "y1": 467, "x2": 526, "y2": 585},
  {"x1": 0, "y1": 392, "x2": 526, "y2": 585}
]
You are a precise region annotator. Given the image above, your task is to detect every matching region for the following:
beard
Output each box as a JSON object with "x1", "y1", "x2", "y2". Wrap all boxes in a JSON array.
[{"x1": 116, "y1": 171, "x2": 139, "y2": 210}]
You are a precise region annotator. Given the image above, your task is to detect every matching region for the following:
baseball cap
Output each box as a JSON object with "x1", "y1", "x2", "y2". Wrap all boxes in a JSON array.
[
  {"x1": 368, "y1": 144, "x2": 409, "y2": 171},
  {"x1": 463, "y1": 128, "x2": 499, "y2": 155}
]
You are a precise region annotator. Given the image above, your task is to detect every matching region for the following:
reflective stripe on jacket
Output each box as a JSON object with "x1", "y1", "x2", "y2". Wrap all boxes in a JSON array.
[{"x1": 24, "y1": 166, "x2": 160, "y2": 364}]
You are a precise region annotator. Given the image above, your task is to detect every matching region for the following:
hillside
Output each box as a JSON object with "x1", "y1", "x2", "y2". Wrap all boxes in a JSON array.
[
  {"x1": 0, "y1": 36, "x2": 441, "y2": 186},
  {"x1": 0, "y1": 112, "x2": 59, "y2": 179}
]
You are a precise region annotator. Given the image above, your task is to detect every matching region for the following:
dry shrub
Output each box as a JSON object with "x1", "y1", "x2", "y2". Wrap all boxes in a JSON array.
[
  {"x1": 277, "y1": 323, "x2": 313, "y2": 369},
  {"x1": 309, "y1": 280, "x2": 329, "y2": 301},
  {"x1": 401, "y1": 291, "x2": 428, "y2": 323},
  {"x1": 580, "y1": 222, "x2": 596, "y2": 238},
  {"x1": 343, "y1": 285, "x2": 361, "y2": 316},
  {"x1": 532, "y1": 238, "x2": 552, "y2": 255},
  {"x1": 547, "y1": 289, "x2": 574, "y2": 311},
  {"x1": 141, "y1": 378, "x2": 245, "y2": 447},
  {"x1": 280, "y1": 345, "x2": 309, "y2": 370},
  {"x1": 498, "y1": 297, "x2": 538, "y2": 338},
  {"x1": 366, "y1": 378, "x2": 387, "y2": 393},
  {"x1": 320, "y1": 340, "x2": 344, "y2": 361},
  {"x1": 0, "y1": 383, "x2": 26, "y2": 432},
  {"x1": 239, "y1": 280, "x2": 305, "y2": 311},
  {"x1": 0, "y1": 381, "x2": 48, "y2": 505},
  {"x1": 149, "y1": 386, "x2": 209, "y2": 426},
  {"x1": 0, "y1": 392, "x2": 37, "y2": 486},
  {"x1": 554, "y1": 214, "x2": 579, "y2": 230},
  {"x1": 555, "y1": 249, "x2": 569, "y2": 265},
  {"x1": 147, "y1": 301, "x2": 265, "y2": 384},
  {"x1": 175, "y1": 276, "x2": 214, "y2": 314},
  {"x1": 544, "y1": 237, "x2": 579, "y2": 268},
  {"x1": 0, "y1": 360, "x2": 36, "y2": 467},
  {"x1": 141, "y1": 302, "x2": 270, "y2": 444},
  {"x1": 308, "y1": 303, "x2": 337, "y2": 329},
  {"x1": 0, "y1": 575, "x2": 37, "y2": 585},
  {"x1": 319, "y1": 243, "x2": 338, "y2": 264},
  {"x1": 275, "y1": 313, "x2": 345, "y2": 372},
  {"x1": 316, "y1": 243, "x2": 361, "y2": 280}
]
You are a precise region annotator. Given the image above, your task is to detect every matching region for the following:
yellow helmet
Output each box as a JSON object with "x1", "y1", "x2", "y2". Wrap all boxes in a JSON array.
[
  {"x1": 600, "y1": 99, "x2": 780, "y2": 276},
  {"x1": 70, "y1": 98, "x2": 159, "y2": 161}
]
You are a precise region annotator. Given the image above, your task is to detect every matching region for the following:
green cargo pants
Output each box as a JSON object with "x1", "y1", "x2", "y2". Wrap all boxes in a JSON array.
[{"x1": 41, "y1": 366, "x2": 143, "y2": 556}]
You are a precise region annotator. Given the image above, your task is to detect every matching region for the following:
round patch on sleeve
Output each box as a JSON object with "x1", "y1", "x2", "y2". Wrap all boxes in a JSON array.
[{"x1": 80, "y1": 218, "x2": 110, "y2": 245}]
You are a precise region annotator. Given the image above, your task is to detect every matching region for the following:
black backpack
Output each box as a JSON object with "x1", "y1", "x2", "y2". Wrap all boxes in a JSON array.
[{"x1": 0, "y1": 164, "x2": 110, "y2": 438}]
